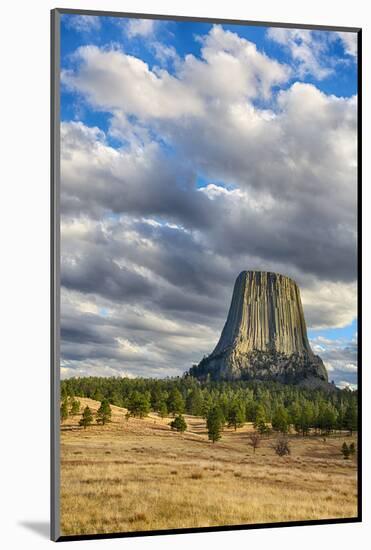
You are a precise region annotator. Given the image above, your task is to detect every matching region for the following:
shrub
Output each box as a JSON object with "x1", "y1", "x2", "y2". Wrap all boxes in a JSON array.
[
  {"x1": 169, "y1": 414, "x2": 187, "y2": 432},
  {"x1": 272, "y1": 437, "x2": 291, "y2": 457},
  {"x1": 341, "y1": 442, "x2": 351, "y2": 459},
  {"x1": 248, "y1": 432, "x2": 261, "y2": 453}
]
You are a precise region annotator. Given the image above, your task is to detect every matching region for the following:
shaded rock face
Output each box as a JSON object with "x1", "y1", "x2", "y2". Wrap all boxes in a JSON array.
[{"x1": 191, "y1": 271, "x2": 330, "y2": 389}]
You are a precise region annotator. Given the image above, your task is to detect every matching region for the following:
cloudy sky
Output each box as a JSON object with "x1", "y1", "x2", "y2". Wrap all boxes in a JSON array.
[{"x1": 59, "y1": 14, "x2": 358, "y2": 389}]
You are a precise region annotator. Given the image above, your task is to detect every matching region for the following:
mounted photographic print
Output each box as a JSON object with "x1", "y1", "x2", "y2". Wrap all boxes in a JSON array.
[{"x1": 51, "y1": 8, "x2": 361, "y2": 541}]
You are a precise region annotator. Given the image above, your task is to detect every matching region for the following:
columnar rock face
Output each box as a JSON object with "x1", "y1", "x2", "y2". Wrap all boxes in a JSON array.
[{"x1": 190, "y1": 271, "x2": 330, "y2": 389}]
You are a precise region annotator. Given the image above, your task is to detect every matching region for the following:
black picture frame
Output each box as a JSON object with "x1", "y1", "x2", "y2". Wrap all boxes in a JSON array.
[{"x1": 51, "y1": 7, "x2": 362, "y2": 542}]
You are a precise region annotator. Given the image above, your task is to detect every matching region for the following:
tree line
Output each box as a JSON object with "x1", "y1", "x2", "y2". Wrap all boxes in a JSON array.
[{"x1": 61, "y1": 376, "x2": 358, "y2": 437}]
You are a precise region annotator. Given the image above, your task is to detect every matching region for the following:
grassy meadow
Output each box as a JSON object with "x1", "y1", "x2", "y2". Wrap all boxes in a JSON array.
[{"x1": 60, "y1": 397, "x2": 358, "y2": 536}]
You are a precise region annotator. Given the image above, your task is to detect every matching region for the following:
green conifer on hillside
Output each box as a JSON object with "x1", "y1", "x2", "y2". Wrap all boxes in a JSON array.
[
  {"x1": 96, "y1": 399, "x2": 112, "y2": 425},
  {"x1": 207, "y1": 406, "x2": 223, "y2": 443},
  {"x1": 70, "y1": 398, "x2": 81, "y2": 416},
  {"x1": 169, "y1": 414, "x2": 187, "y2": 432},
  {"x1": 79, "y1": 406, "x2": 94, "y2": 429},
  {"x1": 60, "y1": 399, "x2": 69, "y2": 423}
]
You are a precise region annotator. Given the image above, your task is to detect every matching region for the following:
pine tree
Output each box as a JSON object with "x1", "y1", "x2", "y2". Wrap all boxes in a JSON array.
[
  {"x1": 227, "y1": 401, "x2": 245, "y2": 430},
  {"x1": 158, "y1": 400, "x2": 168, "y2": 418},
  {"x1": 96, "y1": 399, "x2": 112, "y2": 425},
  {"x1": 186, "y1": 388, "x2": 203, "y2": 416},
  {"x1": 207, "y1": 406, "x2": 223, "y2": 443},
  {"x1": 201, "y1": 395, "x2": 213, "y2": 419},
  {"x1": 295, "y1": 402, "x2": 313, "y2": 436},
  {"x1": 151, "y1": 389, "x2": 168, "y2": 411},
  {"x1": 254, "y1": 404, "x2": 269, "y2": 434},
  {"x1": 288, "y1": 401, "x2": 301, "y2": 429},
  {"x1": 79, "y1": 406, "x2": 94, "y2": 429},
  {"x1": 169, "y1": 414, "x2": 187, "y2": 432},
  {"x1": 92, "y1": 389, "x2": 104, "y2": 402},
  {"x1": 335, "y1": 405, "x2": 345, "y2": 432},
  {"x1": 245, "y1": 400, "x2": 259, "y2": 423},
  {"x1": 127, "y1": 391, "x2": 151, "y2": 418},
  {"x1": 168, "y1": 388, "x2": 185, "y2": 415},
  {"x1": 60, "y1": 399, "x2": 69, "y2": 423},
  {"x1": 321, "y1": 405, "x2": 337, "y2": 434},
  {"x1": 344, "y1": 403, "x2": 357, "y2": 434},
  {"x1": 271, "y1": 405, "x2": 289, "y2": 433},
  {"x1": 70, "y1": 398, "x2": 81, "y2": 416},
  {"x1": 110, "y1": 392, "x2": 123, "y2": 407}
]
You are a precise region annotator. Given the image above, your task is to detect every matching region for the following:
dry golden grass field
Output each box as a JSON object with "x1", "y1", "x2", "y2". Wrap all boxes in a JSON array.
[{"x1": 60, "y1": 398, "x2": 358, "y2": 536}]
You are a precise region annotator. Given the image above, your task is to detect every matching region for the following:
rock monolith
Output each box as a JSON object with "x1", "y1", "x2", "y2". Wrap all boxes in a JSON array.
[{"x1": 190, "y1": 271, "x2": 330, "y2": 389}]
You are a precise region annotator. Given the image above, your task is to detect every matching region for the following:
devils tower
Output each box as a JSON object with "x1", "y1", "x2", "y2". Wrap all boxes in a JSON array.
[{"x1": 190, "y1": 271, "x2": 330, "y2": 388}]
